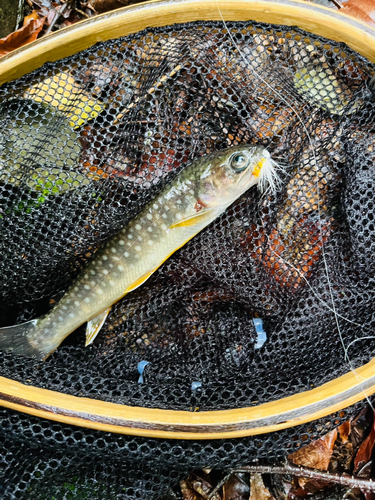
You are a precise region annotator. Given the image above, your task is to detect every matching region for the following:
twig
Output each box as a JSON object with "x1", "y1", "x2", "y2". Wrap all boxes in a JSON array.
[
  {"x1": 44, "y1": 1, "x2": 70, "y2": 35},
  {"x1": 208, "y1": 464, "x2": 375, "y2": 499},
  {"x1": 75, "y1": 7, "x2": 90, "y2": 18},
  {"x1": 247, "y1": 465, "x2": 374, "y2": 489}
]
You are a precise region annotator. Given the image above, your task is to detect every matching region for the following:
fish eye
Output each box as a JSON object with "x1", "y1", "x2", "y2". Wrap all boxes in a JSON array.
[{"x1": 230, "y1": 153, "x2": 249, "y2": 172}]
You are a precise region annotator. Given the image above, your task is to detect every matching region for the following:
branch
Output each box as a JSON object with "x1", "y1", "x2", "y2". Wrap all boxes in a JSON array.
[{"x1": 208, "y1": 464, "x2": 375, "y2": 499}]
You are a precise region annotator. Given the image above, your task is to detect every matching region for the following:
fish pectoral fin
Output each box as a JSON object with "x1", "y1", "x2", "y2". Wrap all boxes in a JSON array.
[
  {"x1": 85, "y1": 308, "x2": 111, "y2": 347},
  {"x1": 170, "y1": 208, "x2": 215, "y2": 229}
]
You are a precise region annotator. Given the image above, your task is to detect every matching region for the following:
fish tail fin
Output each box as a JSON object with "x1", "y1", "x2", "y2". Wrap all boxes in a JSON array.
[{"x1": 0, "y1": 319, "x2": 45, "y2": 360}]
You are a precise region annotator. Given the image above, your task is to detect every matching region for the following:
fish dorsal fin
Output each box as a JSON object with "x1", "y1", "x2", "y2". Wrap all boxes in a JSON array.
[
  {"x1": 85, "y1": 308, "x2": 111, "y2": 347},
  {"x1": 170, "y1": 208, "x2": 215, "y2": 229}
]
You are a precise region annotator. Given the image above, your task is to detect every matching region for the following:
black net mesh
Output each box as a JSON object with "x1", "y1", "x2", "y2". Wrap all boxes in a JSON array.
[{"x1": 1, "y1": 19, "x2": 375, "y2": 498}]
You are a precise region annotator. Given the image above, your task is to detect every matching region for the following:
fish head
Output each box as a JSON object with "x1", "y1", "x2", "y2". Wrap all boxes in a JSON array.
[{"x1": 197, "y1": 145, "x2": 278, "y2": 208}]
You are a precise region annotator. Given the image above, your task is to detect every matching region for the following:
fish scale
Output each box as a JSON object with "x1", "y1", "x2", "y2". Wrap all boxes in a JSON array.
[{"x1": 0, "y1": 144, "x2": 280, "y2": 360}]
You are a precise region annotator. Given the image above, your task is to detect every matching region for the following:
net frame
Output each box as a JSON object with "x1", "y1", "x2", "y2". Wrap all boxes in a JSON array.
[{"x1": 0, "y1": 0, "x2": 375, "y2": 441}]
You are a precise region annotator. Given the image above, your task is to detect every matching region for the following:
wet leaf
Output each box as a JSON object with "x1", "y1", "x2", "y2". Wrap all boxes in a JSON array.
[
  {"x1": 181, "y1": 479, "x2": 204, "y2": 500},
  {"x1": 340, "y1": 0, "x2": 375, "y2": 28},
  {"x1": 89, "y1": 0, "x2": 147, "y2": 14},
  {"x1": 223, "y1": 472, "x2": 249, "y2": 500},
  {"x1": 0, "y1": 17, "x2": 45, "y2": 57},
  {"x1": 249, "y1": 473, "x2": 275, "y2": 500},
  {"x1": 351, "y1": 406, "x2": 374, "y2": 451},
  {"x1": 338, "y1": 420, "x2": 351, "y2": 444},
  {"x1": 354, "y1": 417, "x2": 375, "y2": 474},
  {"x1": 289, "y1": 430, "x2": 337, "y2": 471}
]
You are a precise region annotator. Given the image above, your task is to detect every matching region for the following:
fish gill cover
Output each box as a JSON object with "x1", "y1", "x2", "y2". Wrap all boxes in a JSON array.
[{"x1": 0, "y1": 20, "x2": 375, "y2": 499}]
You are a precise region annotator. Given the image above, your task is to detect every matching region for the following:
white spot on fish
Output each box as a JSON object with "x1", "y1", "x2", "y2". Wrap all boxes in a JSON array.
[
  {"x1": 135, "y1": 246, "x2": 141, "y2": 252},
  {"x1": 111, "y1": 248, "x2": 117, "y2": 253},
  {"x1": 74, "y1": 287, "x2": 79, "y2": 292},
  {"x1": 84, "y1": 297, "x2": 90, "y2": 303},
  {"x1": 97, "y1": 289, "x2": 103, "y2": 295},
  {"x1": 153, "y1": 203, "x2": 158, "y2": 209},
  {"x1": 162, "y1": 213, "x2": 167, "y2": 219},
  {"x1": 147, "y1": 227, "x2": 153, "y2": 232},
  {"x1": 137, "y1": 236, "x2": 143, "y2": 242},
  {"x1": 62, "y1": 305, "x2": 68, "y2": 310},
  {"x1": 176, "y1": 199, "x2": 182, "y2": 205},
  {"x1": 58, "y1": 316, "x2": 64, "y2": 321},
  {"x1": 102, "y1": 270, "x2": 109, "y2": 275},
  {"x1": 148, "y1": 240, "x2": 154, "y2": 246},
  {"x1": 84, "y1": 274, "x2": 89, "y2": 279},
  {"x1": 119, "y1": 240, "x2": 125, "y2": 245},
  {"x1": 84, "y1": 285, "x2": 90, "y2": 290},
  {"x1": 69, "y1": 312, "x2": 75, "y2": 318},
  {"x1": 146, "y1": 213, "x2": 152, "y2": 220},
  {"x1": 118, "y1": 265, "x2": 124, "y2": 272},
  {"x1": 102, "y1": 255, "x2": 108, "y2": 261},
  {"x1": 161, "y1": 223, "x2": 167, "y2": 231},
  {"x1": 109, "y1": 280, "x2": 115, "y2": 286},
  {"x1": 90, "y1": 270, "x2": 96, "y2": 275},
  {"x1": 74, "y1": 301, "x2": 79, "y2": 306},
  {"x1": 128, "y1": 234, "x2": 133, "y2": 239},
  {"x1": 135, "y1": 224, "x2": 141, "y2": 230},
  {"x1": 124, "y1": 252, "x2": 130, "y2": 258}
]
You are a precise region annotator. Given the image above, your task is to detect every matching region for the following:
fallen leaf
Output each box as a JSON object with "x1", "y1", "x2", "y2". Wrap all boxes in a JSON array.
[
  {"x1": 181, "y1": 479, "x2": 204, "y2": 500},
  {"x1": 249, "y1": 473, "x2": 275, "y2": 500},
  {"x1": 338, "y1": 420, "x2": 351, "y2": 444},
  {"x1": 0, "y1": 17, "x2": 45, "y2": 57},
  {"x1": 23, "y1": 10, "x2": 40, "y2": 25},
  {"x1": 351, "y1": 406, "x2": 374, "y2": 451},
  {"x1": 354, "y1": 416, "x2": 375, "y2": 474},
  {"x1": 289, "y1": 430, "x2": 338, "y2": 491},
  {"x1": 223, "y1": 472, "x2": 249, "y2": 500},
  {"x1": 89, "y1": 0, "x2": 145, "y2": 14},
  {"x1": 340, "y1": 0, "x2": 375, "y2": 28},
  {"x1": 289, "y1": 430, "x2": 337, "y2": 471}
]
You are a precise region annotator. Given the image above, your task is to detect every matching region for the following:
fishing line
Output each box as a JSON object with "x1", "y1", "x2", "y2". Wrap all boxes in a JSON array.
[{"x1": 215, "y1": 5, "x2": 374, "y2": 408}]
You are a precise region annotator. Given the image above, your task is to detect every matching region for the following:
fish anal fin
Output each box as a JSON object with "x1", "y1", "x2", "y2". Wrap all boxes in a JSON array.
[
  {"x1": 170, "y1": 208, "x2": 215, "y2": 229},
  {"x1": 123, "y1": 269, "x2": 156, "y2": 296},
  {"x1": 85, "y1": 308, "x2": 111, "y2": 347}
]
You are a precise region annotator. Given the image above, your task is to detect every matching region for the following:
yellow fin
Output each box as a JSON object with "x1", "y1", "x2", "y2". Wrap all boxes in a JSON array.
[
  {"x1": 85, "y1": 308, "x2": 111, "y2": 347},
  {"x1": 123, "y1": 269, "x2": 156, "y2": 295},
  {"x1": 170, "y1": 209, "x2": 215, "y2": 229}
]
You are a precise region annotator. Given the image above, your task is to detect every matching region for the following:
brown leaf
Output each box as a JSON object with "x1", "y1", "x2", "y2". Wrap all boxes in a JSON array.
[
  {"x1": 351, "y1": 406, "x2": 374, "y2": 451},
  {"x1": 0, "y1": 17, "x2": 45, "y2": 57},
  {"x1": 338, "y1": 420, "x2": 351, "y2": 444},
  {"x1": 180, "y1": 479, "x2": 204, "y2": 500},
  {"x1": 23, "y1": 10, "x2": 40, "y2": 25},
  {"x1": 340, "y1": 0, "x2": 375, "y2": 28},
  {"x1": 249, "y1": 473, "x2": 275, "y2": 500},
  {"x1": 354, "y1": 417, "x2": 375, "y2": 474},
  {"x1": 89, "y1": 0, "x2": 145, "y2": 14},
  {"x1": 223, "y1": 472, "x2": 249, "y2": 500},
  {"x1": 289, "y1": 429, "x2": 337, "y2": 471}
]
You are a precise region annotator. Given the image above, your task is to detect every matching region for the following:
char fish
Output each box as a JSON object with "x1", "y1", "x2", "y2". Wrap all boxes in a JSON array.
[{"x1": 0, "y1": 145, "x2": 281, "y2": 360}]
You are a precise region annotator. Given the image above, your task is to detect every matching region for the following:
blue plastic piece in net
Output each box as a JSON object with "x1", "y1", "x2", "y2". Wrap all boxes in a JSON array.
[
  {"x1": 191, "y1": 381, "x2": 202, "y2": 392},
  {"x1": 253, "y1": 318, "x2": 267, "y2": 349},
  {"x1": 137, "y1": 360, "x2": 150, "y2": 384}
]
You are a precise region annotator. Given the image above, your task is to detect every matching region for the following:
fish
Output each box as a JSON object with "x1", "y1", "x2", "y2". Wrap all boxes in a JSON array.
[{"x1": 0, "y1": 145, "x2": 281, "y2": 361}]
